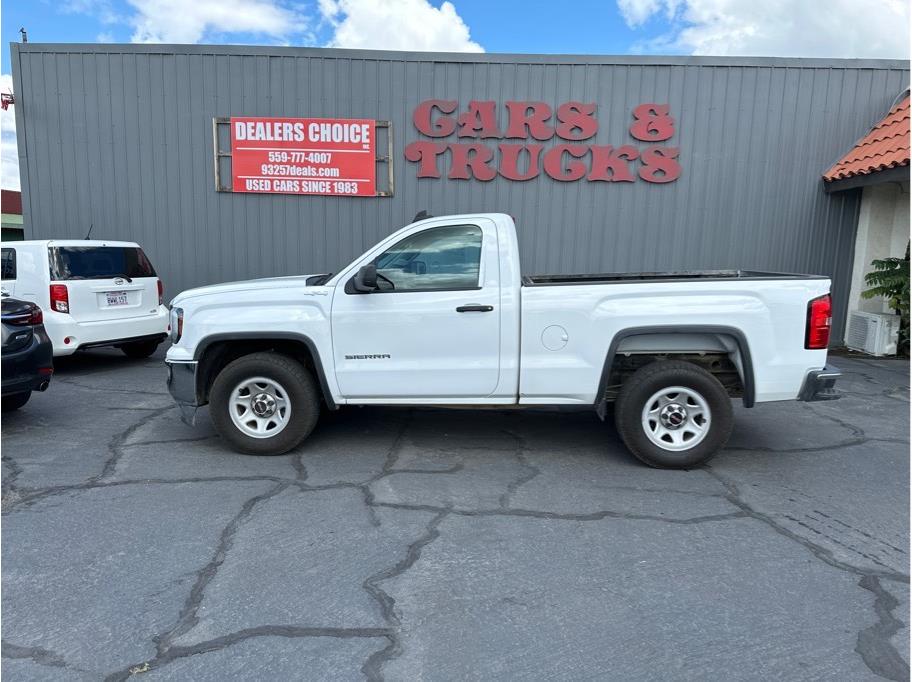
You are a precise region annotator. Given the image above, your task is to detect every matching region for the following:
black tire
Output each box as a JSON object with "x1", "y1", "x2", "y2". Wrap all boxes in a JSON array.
[
  {"x1": 2, "y1": 391, "x2": 31, "y2": 412},
  {"x1": 121, "y1": 340, "x2": 160, "y2": 359},
  {"x1": 208, "y1": 352, "x2": 320, "y2": 456},
  {"x1": 614, "y1": 360, "x2": 733, "y2": 468}
]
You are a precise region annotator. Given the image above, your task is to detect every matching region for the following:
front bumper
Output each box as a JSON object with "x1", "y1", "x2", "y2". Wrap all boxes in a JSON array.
[
  {"x1": 797, "y1": 364, "x2": 842, "y2": 401},
  {"x1": 166, "y1": 360, "x2": 201, "y2": 425}
]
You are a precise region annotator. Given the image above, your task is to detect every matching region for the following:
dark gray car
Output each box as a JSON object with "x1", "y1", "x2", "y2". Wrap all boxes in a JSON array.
[{"x1": 1, "y1": 296, "x2": 53, "y2": 411}]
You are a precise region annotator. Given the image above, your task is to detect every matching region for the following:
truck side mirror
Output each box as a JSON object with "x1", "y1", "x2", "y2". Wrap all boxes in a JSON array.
[{"x1": 352, "y1": 263, "x2": 378, "y2": 293}]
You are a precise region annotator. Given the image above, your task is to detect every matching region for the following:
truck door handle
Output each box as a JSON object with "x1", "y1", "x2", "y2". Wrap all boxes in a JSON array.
[{"x1": 456, "y1": 304, "x2": 494, "y2": 313}]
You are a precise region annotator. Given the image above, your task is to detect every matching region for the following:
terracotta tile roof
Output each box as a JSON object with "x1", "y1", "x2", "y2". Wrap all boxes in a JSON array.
[{"x1": 823, "y1": 94, "x2": 910, "y2": 182}]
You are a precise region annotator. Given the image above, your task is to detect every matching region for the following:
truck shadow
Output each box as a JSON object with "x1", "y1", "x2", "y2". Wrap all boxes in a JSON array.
[{"x1": 50, "y1": 345, "x2": 170, "y2": 377}]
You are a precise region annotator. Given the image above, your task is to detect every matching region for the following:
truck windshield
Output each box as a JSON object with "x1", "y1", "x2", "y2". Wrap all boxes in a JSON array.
[{"x1": 49, "y1": 246, "x2": 157, "y2": 280}]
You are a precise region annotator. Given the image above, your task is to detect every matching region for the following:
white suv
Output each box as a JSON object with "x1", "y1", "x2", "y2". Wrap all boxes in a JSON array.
[{"x1": 1, "y1": 240, "x2": 169, "y2": 358}]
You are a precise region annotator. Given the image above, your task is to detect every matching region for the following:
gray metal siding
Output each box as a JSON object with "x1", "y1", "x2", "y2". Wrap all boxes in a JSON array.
[{"x1": 11, "y1": 44, "x2": 910, "y2": 342}]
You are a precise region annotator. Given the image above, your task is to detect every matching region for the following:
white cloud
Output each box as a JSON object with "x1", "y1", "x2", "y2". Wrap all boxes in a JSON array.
[
  {"x1": 127, "y1": 0, "x2": 308, "y2": 44},
  {"x1": 619, "y1": 0, "x2": 910, "y2": 58},
  {"x1": 1, "y1": 74, "x2": 19, "y2": 191},
  {"x1": 61, "y1": 0, "x2": 125, "y2": 26},
  {"x1": 320, "y1": 0, "x2": 483, "y2": 52},
  {"x1": 617, "y1": 0, "x2": 680, "y2": 28},
  {"x1": 2, "y1": 0, "x2": 484, "y2": 192}
]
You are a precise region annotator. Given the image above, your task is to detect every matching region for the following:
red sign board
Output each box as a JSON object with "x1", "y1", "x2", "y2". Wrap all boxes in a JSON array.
[{"x1": 230, "y1": 116, "x2": 376, "y2": 196}]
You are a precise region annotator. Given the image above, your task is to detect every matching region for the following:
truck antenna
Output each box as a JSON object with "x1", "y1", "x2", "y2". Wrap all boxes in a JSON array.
[
  {"x1": 85, "y1": 223, "x2": 94, "y2": 240},
  {"x1": 413, "y1": 210, "x2": 432, "y2": 222}
]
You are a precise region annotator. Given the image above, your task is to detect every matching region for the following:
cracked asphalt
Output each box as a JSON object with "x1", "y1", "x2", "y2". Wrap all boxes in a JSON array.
[{"x1": 1, "y1": 347, "x2": 909, "y2": 681}]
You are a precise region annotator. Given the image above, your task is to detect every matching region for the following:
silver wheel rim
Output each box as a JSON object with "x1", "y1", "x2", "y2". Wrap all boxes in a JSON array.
[
  {"x1": 641, "y1": 385, "x2": 711, "y2": 452},
  {"x1": 229, "y1": 376, "x2": 292, "y2": 439}
]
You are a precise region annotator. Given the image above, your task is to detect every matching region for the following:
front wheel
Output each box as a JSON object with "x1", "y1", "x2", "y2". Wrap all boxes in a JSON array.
[
  {"x1": 614, "y1": 360, "x2": 733, "y2": 468},
  {"x1": 209, "y1": 352, "x2": 320, "y2": 455}
]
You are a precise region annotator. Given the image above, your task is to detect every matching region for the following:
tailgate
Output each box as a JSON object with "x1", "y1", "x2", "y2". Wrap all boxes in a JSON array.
[
  {"x1": 64, "y1": 276, "x2": 160, "y2": 323},
  {"x1": 48, "y1": 244, "x2": 161, "y2": 323}
]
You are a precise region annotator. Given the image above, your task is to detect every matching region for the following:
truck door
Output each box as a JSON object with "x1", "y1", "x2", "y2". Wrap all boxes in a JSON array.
[{"x1": 331, "y1": 221, "x2": 501, "y2": 399}]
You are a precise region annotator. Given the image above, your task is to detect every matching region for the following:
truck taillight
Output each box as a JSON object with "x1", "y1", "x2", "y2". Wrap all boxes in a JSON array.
[
  {"x1": 50, "y1": 284, "x2": 69, "y2": 313},
  {"x1": 805, "y1": 294, "x2": 831, "y2": 349},
  {"x1": 157, "y1": 279, "x2": 164, "y2": 306}
]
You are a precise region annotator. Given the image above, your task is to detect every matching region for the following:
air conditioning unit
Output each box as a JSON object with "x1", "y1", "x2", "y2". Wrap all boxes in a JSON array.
[{"x1": 846, "y1": 311, "x2": 901, "y2": 356}]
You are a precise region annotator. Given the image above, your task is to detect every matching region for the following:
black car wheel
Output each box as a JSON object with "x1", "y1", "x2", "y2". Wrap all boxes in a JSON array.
[
  {"x1": 2, "y1": 391, "x2": 31, "y2": 412},
  {"x1": 209, "y1": 352, "x2": 320, "y2": 455},
  {"x1": 121, "y1": 340, "x2": 160, "y2": 359},
  {"x1": 615, "y1": 360, "x2": 733, "y2": 469}
]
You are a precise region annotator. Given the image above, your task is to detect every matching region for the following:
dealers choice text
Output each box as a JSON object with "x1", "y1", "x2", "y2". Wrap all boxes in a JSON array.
[{"x1": 234, "y1": 121, "x2": 371, "y2": 145}]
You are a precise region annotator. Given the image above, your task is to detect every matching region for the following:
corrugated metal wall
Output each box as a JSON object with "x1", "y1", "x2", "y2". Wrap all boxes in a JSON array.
[{"x1": 11, "y1": 44, "x2": 910, "y2": 341}]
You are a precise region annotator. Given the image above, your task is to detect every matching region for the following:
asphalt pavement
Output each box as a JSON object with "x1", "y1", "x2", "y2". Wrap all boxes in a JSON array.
[{"x1": 1, "y1": 347, "x2": 909, "y2": 681}]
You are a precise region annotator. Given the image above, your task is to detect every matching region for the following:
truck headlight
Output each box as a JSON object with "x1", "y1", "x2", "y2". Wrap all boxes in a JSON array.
[{"x1": 170, "y1": 307, "x2": 183, "y2": 344}]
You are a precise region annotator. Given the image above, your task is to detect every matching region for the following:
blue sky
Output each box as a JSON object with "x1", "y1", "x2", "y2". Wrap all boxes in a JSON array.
[
  {"x1": 0, "y1": 1, "x2": 672, "y2": 57},
  {"x1": 3, "y1": 0, "x2": 907, "y2": 60},
  {"x1": 1, "y1": 0, "x2": 909, "y2": 190}
]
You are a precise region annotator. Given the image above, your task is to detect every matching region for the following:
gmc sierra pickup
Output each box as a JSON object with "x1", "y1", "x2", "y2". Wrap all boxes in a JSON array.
[{"x1": 165, "y1": 213, "x2": 840, "y2": 468}]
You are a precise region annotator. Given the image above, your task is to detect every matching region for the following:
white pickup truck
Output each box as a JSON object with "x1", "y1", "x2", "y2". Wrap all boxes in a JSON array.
[{"x1": 165, "y1": 213, "x2": 840, "y2": 468}]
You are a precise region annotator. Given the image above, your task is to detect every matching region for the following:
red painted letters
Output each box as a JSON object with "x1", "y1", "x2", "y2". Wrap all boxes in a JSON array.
[
  {"x1": 457, "y1": 101, "x2": 502, "y2": 138},
  {"x1": 448, "y1": 143, "x2": 497, "y2": 181},
  {"x1": 638, "y1": 146, "x2": 681, "y2": 183},
  {"x1": 403, "y1": 141, "x2": 447, "y2": 178},
  {"x1": 542, "y1": 145, "x2": 589, "y2": 181},
  {"x1": 505, "y1": 102, "x2": 554, "y2": 140},
  {"x1": 413, "y1": 100, "x2": 458, "y2": 137},
  {"x1": 629, "y1": 104, "x2": 675, "y2": 142},
  {"x1": 556, "y1": 102, "x2": 599, "y2": 141},
  {"x1": 588, "y1": 145, "x2": 639, "y2": 182},
  {"x1": 405, "y1": 100, "x2": 681, "y2": 184},
  {"x1": 498, "y1": 144, "x2": 543, "y2": 181}
]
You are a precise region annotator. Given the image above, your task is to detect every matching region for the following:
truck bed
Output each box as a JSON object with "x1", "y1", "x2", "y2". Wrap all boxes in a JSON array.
[{"x1": 522, "y1": 270, "x2": 828, "y2": 286}]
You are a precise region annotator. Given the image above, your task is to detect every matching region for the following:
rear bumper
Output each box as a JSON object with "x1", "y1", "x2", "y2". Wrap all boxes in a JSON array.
[
  {"x1": 2, "y1": 328, "x2": 54, "y2": 396},
  {"x1": 79, "y1": 332, "x2": 167, "y2": 351},
  {"x1": 45, "y1": 307, "x2": 169, "y2": 356},
  {"x1": 797, "y1": 364, "x2": 842, "y2": 402},
  {"x1": 166, "y1": 360, "x2": 201, "y2": 425}
]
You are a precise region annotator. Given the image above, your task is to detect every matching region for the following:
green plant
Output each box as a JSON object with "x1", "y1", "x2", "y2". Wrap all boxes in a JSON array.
[{"x1": 862, "y1": 240, "x2": 910, "y2": 355}]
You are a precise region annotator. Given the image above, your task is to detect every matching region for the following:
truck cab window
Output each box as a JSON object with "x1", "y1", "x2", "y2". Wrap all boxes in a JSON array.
[
  {"x1": 374, "y1": 224, "x2": 482, "y2": 291},
  {"x1": 1, "y1": 248, "x2": 16, "y2": 280}
]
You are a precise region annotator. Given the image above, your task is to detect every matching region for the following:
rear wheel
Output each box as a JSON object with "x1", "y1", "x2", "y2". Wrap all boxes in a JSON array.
[
  {"x1": 2, "y1": 391, "x2": 31, "y2": 412},
  {"x1": 121, "y1": 339, "x2": 160, "y2": 359},
  {"x1": 209, "y1": 352, "x2": 320, "y2": 455},
  {"x1": 614, "y1": 360, "x2": 733, "y2": 468}
]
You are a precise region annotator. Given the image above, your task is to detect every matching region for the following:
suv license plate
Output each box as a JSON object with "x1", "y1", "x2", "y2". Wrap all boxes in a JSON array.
[{"x1": 106, "y1": 292, "x2": 129, "y2": 306}]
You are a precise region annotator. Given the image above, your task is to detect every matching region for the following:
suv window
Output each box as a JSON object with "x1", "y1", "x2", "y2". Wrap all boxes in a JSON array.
[
  {"x1": 48, "y1": 246, "x2": 156, "y2": 280},
  {"x1": 374, "y1": 225, "x2": 482, "y2": 291},
  {"x1": 1, "y1": 248, "x2": 15, "y2": 280}
]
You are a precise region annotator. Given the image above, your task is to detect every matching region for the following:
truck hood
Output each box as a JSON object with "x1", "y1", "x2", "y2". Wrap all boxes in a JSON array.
[{"x1": 171, "y1": 274, "x2": 326, "y2": 304}]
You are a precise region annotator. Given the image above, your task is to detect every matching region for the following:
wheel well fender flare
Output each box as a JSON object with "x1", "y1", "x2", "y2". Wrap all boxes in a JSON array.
[
  {"x1": 595, "y1": 324, "x2": 755, "y2": 417},
  {"x1": 194, "y1": 332, "x2": 336, "y2": 409}
]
